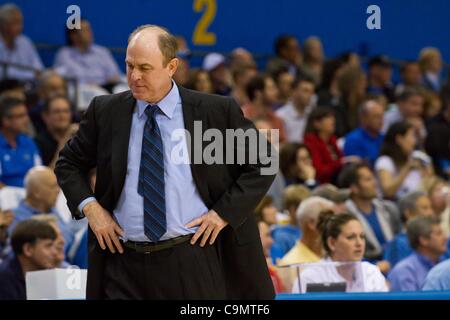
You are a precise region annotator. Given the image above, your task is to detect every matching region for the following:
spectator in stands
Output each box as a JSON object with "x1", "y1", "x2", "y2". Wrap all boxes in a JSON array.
[
  {"x1": 395, "y1": 61, "x2": 424, "y2": 96},
  {"x1": 336, "y1": 65, "x2": 368, "y2": 136},
  {"x1": 340, "y1": 163, "x2": 400, "y2": 262},
  {"x1": 230, "y1": 61, "x2": 258, "y2": 106},
  {"x1": 344, "y1": 99, "x2": 385, "y2": 167},
  {"x1": 316, "y1": 58, "x2": 345, "y2": 110},
  {"x1": 375, "y1": 121, "x2": 434, "y2": 199},
  {"x1": 388, "y1": 216, "x2": 448, "y2": 291},
  {"x1": 419, "y1": 47, "x2": 444, "y2": 92},
  {"x1": 367, "y1": 55, "x2": 395, "y2": 103},
  {"x1": 383, "y1": 191, "x2": 434, "y2": 268},
  {"x1": 229, "y1": 47, "x2": 255, "y2": 70},
  {"x1": 0, "y1": 78, "x2": 25, "y2": 100},
  {"x1": 172, "y1": 35, "x2": 190, "y2": 87},
  {"x1": 278, "y1": 197, "x2": 334, "y2": 266},
  {"x1": 202, "y1": 52, "x2": 232, "y2": 96},
  {"x1": 31, "y1": 214, "x2": 70, "y2": 268},
  {"x1": 8, "y1": 166, "x2": 73, "y2": 250},
  {"x1": 279, "y1": 142, "x2": 318, "y2": 189},
  {"x1": 276, "y1": 75, "x2": 316, "y2": 143},
  {"x1": 0, "y1": 96, "x2": 41, "y2": 188},
  {"x1": 383, "y1": 87, "x2": 426, "y2": 145},
  {"x1": 34, "y1": 94, "x2": 78, "y2": 168},
  {"x1": 0, "y1": 209, "x2": 14, "y2": 262},
  {"x1": 270, "y1": 185, "x2": 310, "y2": 262},
  {"x1": 311, "y1": 183, "x2": 350, "y2": 214},
  {"x1": 303, "y1": 107, "x2": 344, "y2": 184},
  {"x1": 425, "y1": 86, "x2": 450, "y2": 179},
  {"x1": 257, "y1": 218, "x2": 284, "y2": 293},
  {"x1": 29, "y1": 71, "x2": 68, "y2": 134},
  {"x1": 428, "y1": 179, "x2": 450, "y2": 237},
  {"x1": 422, "y1": 258, "x2": 450, "y2": 291},
  {"x1": 271, "y1": 66, "x2": 295, "y2": 109},
  {"x1": 242, "y1": 74, "x2": 286, "y2": 144},
  {"x1": 293, "y1": 210, "x2": 388, "y2": 293},
  {"x1": 54, "y1": 19, "x2": 123, "y2": 87},
  {"x1": 0, "y1": 219, "x2": 57, "y2": 300},
  {"x1": 0, "y1": 3, "x2": 43, "y2": 81},
  {"x1": 185, "y1": 68, "x2": 212, "y2": 94},
  {"x1": 254, "y1": 195, "x2": 280, "y2": 227},
  {"x1": 266, "y1": 35, "x2": 303, "y2": 77},
  {"x1": 302, "y1": 36, "x2": 325, "y2": 85}
]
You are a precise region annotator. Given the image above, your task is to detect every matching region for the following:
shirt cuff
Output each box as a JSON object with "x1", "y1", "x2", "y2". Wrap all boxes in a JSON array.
[{"x1": 78, "y1": 197, "x2": 97, "y2": 215}]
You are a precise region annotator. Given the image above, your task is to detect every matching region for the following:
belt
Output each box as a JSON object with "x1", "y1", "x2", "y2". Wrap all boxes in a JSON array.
[{"x1": 122, "y1": 234, "x2": 192, "y2": 254}]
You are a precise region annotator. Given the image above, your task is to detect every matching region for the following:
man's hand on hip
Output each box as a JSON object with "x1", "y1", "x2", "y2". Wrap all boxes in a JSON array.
[
  {"x1": 186, "y1": 209, "x2": 228, "y2": 247},
  {"x1": 84, "y1": 201, "x2": 124, "y2": 254}
]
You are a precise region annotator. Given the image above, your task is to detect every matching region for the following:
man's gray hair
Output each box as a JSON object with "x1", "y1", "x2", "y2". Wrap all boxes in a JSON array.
[
  {"x1": 296, "y1": 196, "x2": 334, "y2": 228},
  {"x1": 407, "y1": 216, "x2": 440, "y2": 250},
  {"x1": 398, "y1": 191, "x2": 426, "y2": 222},
  {"x1": 0, "y1": 3, "x2": 21, "y2": 28}
]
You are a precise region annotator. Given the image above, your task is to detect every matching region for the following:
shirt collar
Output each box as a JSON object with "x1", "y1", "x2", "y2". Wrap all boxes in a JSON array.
[
  {"x1": 414, "y1": 251, "x2": 439, "y2": 269},
  {"x1": 136, "y1": 81, "x2": 179, "y2": 120}
]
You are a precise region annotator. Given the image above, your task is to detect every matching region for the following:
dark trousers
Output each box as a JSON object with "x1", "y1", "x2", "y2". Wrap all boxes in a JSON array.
[{"x1": 103, "y1": 240, "x2": 227, "y2": 299}]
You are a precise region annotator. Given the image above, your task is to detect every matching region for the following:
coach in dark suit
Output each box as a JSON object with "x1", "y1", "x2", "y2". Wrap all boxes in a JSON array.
[{"x1": 55, "y1": 25, "x2": 276, "y2": 299}]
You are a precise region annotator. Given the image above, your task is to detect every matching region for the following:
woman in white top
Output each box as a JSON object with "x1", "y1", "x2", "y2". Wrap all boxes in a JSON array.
[
  {"x1": 292, "y1": 211, "x2": 388, "y2": 293},
  {"x1": 375, "y1": 121, "x2": 433, "y2": 199}
]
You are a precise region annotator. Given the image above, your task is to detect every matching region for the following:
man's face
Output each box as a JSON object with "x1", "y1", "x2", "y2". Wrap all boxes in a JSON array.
[
  {"x1": 402, "y1": 64, "x2": 422, "y2": 86},
  {"x1": 362, "y1": 101, "x2": 384, "y2": 132},
  {"x1": 3, "y1": 10, "x2": 23, "y2": 39},
  {"x1": 262, "y1": 77, "x2": 279, "y2": 106},
  {"x1": 354, "y1": 167, "x2": 377, "y2": 200},
  {"x1": 282, "y1": 38, "x2": 301, "y2": 65},
  {"x1": 34, "y1": 173, "x2": 60, "y2": 210},
  {"x1": 74, "y1": 20, "x2": 93, "y2": 48},
  {"x1": 26, "y1": 239, "x2": 56, "y2": 270},
  {"x1": 41, "y1": 75, "x2": 67, "y2": 100},
  {"x1": 292, "y1": 81, "x2": 315, "y2": 108},
  {"x1": 3, "y1": 104, "x2": 30, "y2": 134},
  {"x1": 276, "y1": 72, "x2": 294, "y2": 100},
  {"x1": 126, "y1": 31, "x2": 178, "y2": 103},
  {"x1": 413, "y1": 196, "x2": 434, "y2": 218},
  {"x1": 423, "y1": 225, "x2": 448, "y2": 256},
  {"x1": 43, "y1": 98, "x2": 72, "y2": 132},
  {"x1": 370, "y1": 65, "x2": 392, "y2": 85},
  {"x1": 399, "y1": 95, "x2": 424, "y2": 118}
]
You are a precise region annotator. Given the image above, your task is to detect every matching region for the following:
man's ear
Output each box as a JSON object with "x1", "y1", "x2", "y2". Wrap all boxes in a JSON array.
[
  {"x1": 22, "y1": 243, "x2": 33, "y2": 257},
  {"x1": 167, "y1": 58, "x2": 179, "y2": 77}
]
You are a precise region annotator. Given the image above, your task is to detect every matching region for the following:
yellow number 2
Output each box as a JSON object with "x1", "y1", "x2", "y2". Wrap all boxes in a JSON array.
[{"x1": 192, "y1": 0, "x2": 217, "y2": 46}]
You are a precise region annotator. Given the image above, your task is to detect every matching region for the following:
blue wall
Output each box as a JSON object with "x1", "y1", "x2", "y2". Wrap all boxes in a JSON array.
[{"x1": 4, "y1": 0, "x2": 450, "y2": 71}]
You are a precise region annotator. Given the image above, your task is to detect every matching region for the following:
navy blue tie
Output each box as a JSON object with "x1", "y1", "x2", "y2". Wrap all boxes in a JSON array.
[{"x1": 138, "y1": 104, "x2": 166, "y2": 242}]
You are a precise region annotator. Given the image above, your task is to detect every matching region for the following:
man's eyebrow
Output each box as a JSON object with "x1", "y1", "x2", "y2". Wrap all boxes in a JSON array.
[{"x1": 125, "y1": 61, "x2": 153, "y2": 68}]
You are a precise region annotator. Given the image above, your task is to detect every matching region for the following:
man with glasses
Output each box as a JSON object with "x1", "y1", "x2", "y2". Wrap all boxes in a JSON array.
[{"x1": 0, "y1": 96, "x2": 41, "y2": 187}]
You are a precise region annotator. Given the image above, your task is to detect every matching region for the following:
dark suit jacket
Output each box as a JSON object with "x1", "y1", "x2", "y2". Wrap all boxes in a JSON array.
[{"x1": 55, "y1": 86, "x2": 277, "y2": 299}]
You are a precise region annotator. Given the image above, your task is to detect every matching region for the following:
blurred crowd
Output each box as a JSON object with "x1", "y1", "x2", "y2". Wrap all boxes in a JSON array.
[{"x1": 0, "y1": 2, "x2": 449, "y2": 298}]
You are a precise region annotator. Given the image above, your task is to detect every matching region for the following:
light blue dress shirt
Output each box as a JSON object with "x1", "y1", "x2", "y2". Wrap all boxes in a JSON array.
[
  {"x1": 422, "y1": 259, "x2": 450, "y2": 291},
  {"x1": 80, "y1": 82, "x2": 208, "y2": 242},
  {"x1": 0, "y1": 34, "x2": 43, "y2": 80}
]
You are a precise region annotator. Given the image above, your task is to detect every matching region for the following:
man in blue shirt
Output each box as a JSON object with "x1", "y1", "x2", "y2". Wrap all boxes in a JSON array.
[
  {"x1": 422, "y1": 258, "x2": 450, "y2": 291},
  {"x1": 344, "y1": 99, "x2": 385, "y2": 167},
  {"x1": 8, "y1": 166, "x2": 73, "y2": 251},
  {"x1": 388, "y1": 216, "x2": 448, "y2": 291},
  {"x1": 0, "y1": 96, "x2": 42, "y2": 187},
  {"x1": 0, "y1": 219, "x2": 56, "y2": 300},
  {"x1": 384, "y1": 191, "x2": 434, "y2": 267},
  {"x1": 0, "y1": 4, "x2": 43, "y2": 81}
]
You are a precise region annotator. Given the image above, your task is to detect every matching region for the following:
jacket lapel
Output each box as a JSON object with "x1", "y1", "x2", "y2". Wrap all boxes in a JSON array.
[
  {"x1": 178, "y1": 87, "x2": 211, "y2": 206},
  {"x1": 111, "y1": 90, "x2": 135, "y2": 201}
]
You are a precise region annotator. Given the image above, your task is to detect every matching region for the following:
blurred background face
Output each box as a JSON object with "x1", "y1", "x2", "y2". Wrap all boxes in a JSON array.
[
  {"x1": 292, "y1": 81, "x2": 315, "y2": 108},
  {"x1": 48, "y1": 222, "x2": 65, "y2": 268},
  {"x1": 428, "y1": 52, "x2": 443, "y2": 73},
  {"x1": 41, "y1": 75, "x2": 67, "y2": 100},
  {"x1": 370, "y1": 65, "x2": 392, "y2": 85},
  {"x1": 71, "y1": 20, "x2": 93, "y2": 48},
  {"x1": 315, "y1": 115, "x2": 335, "y2": 136},
  {"x1": 296, "y1": 147, "x2": 312, "y2": 167},
  {"x1": 429, "y1": 183, "x2": 449, "y2": 214},
  {"x1": 422, "y1": 225, "x2": 448, "y2": 256},
  {"x1": 195, "y1": 71, "x2": 212, "y2": 93},
  {"x1": 262, "y1": 203, "x2": 278, "y2": 225},
  {"x1": 354, "y1": 167, "x2": 377, "y2": 199},
  {"x1": 26, "y1": 239, "x2": 56, "y2": 270},
  {"x1": 2, "y1": 9, "x2": 23, "y2": 39},
  {"x1": 3, "y1": 104, "x2": 30, "y2": 134},
  {"x1": 361, "y1": 101, "x2": 384, "y2": 132},
  {"x1": 329, "y1": 220, "x2": 365, "y2": 262},
  {"x1": 399, "y1": 95, "x2": 424, "y2": 118},
  {"x1": 32, "y1": 172, "x2": 60, "y2": 210},
  {"x1": 44, "y1": 98, "x2": 72, "y2": 132},
  {"x1": 126, "y1": 30, "x2": 177, "y2": 103},
  {"x1": 396, "y1": 128, "x2": 416, "y2": 155},
  {"x1": 402, "y1": 63, "x2": 422, "y2": 85},
  {"x1": 413, "y1": 196, "x2": 434, "y2": 217},
  {"x1": 262, "y1": 77, "x2": 279, "y2": 105},
  {"x1": 258, "y1": 221, "x2": 274, "y2": 258},
  {"x1": 282, "y1": 38, "x2": 301, "y2": 64},
  {"x1": 276, "y1": 72, "x2": 294, "y2": 100}
]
